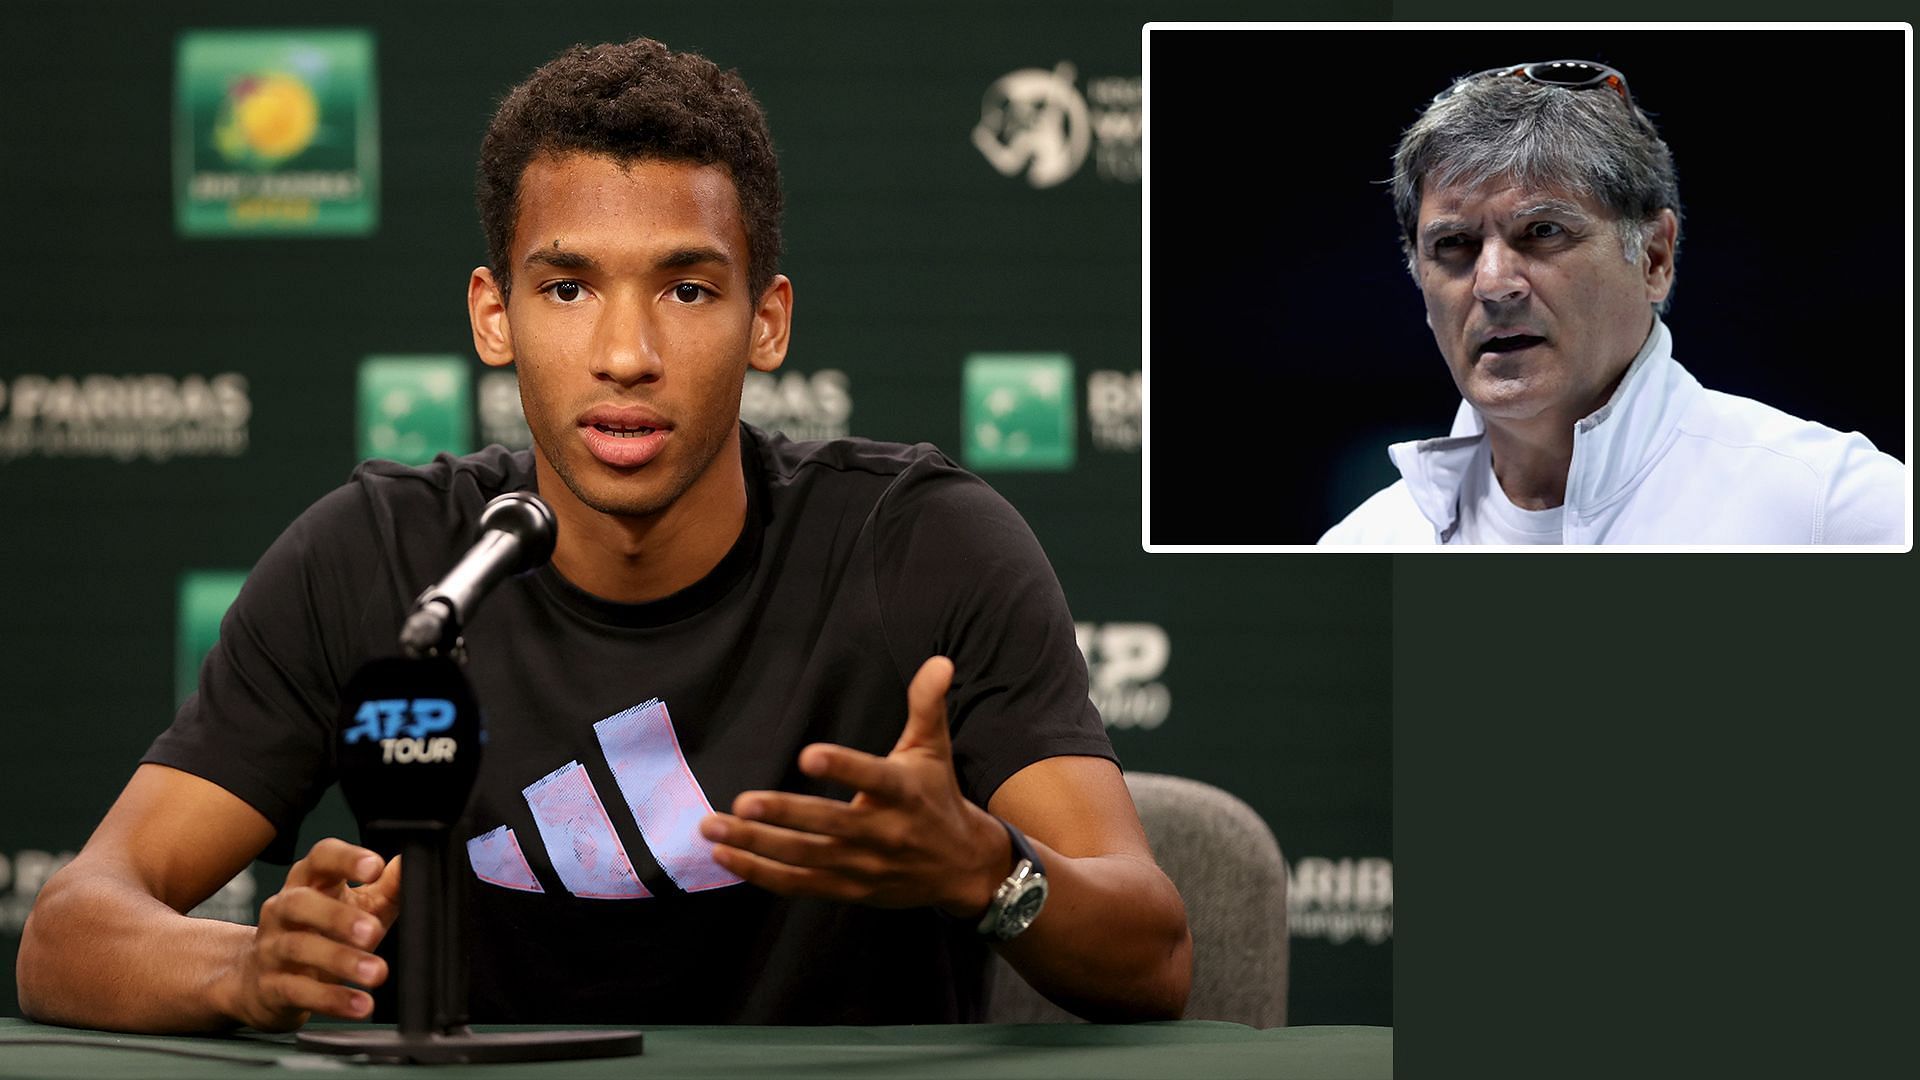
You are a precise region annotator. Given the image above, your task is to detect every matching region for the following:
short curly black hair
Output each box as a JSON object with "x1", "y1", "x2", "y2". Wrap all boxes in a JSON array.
[{"x1": 477, "y1": 37, "x2": 783, "y2": 300}]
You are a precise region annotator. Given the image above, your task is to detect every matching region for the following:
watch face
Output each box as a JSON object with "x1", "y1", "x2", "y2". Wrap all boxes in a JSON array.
[{"x1": 1004, "y1": 877, "x2": 1047, "y2": 933}]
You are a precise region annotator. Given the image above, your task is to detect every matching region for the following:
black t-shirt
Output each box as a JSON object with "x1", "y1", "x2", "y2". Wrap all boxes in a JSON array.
[{"x1": 145, "y1": 424, "x2": 1113, "y2": 1024}]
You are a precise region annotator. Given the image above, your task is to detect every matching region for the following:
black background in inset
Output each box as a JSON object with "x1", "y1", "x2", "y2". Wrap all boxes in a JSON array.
[{"x1": 1149, "y1": 27, "x2": 1908, "y2": 544}]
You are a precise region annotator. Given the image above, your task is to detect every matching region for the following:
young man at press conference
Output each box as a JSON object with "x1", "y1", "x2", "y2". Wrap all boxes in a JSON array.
[{"x1": 18, "y1": 37, "x2": 1191, "y2": 1029}]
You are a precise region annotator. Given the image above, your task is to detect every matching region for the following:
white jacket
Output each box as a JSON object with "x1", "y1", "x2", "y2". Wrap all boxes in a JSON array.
[{"x1": 1320, "y1": 321, "x2": 1909, "y2": 547}]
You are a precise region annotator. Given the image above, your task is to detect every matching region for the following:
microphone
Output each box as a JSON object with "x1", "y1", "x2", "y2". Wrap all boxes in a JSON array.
[
  {"x1": 400, "y1": 492, "x2": 556, "y2": 658},
  {"x1": 298, "y1": 488, "x2": 641, "y2": 1065}
]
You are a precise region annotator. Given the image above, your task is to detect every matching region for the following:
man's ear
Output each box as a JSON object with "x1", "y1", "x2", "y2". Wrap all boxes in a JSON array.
[
  {"x1": 469, "y1": 267, "x2": 515, "y2": 368},
  {"x1": 1642, "y1": 209, "x2": 1679, "y2": 306},
  {"x1": 748, "y1": 274, "x2": 793, "y2": 374}
]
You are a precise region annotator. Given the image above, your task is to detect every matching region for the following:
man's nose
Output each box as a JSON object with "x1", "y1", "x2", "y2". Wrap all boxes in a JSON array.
[
  {"x1": 590, "y1": 297, "x2": 665, "y2": 386},
  {"x1": 1471, "y1": 238, "x2": 1529, "y2": 304}
]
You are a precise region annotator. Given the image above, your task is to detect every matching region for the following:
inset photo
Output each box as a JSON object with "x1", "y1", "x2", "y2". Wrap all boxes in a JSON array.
[{"x1": 1144, "y1": 23, "x2": 1911, "y2": 550}]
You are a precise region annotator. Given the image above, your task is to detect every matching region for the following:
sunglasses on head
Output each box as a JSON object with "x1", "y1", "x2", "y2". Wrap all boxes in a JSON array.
[{"x1": 1441, "y1": 60, "x2": 1633, "y2": 111}]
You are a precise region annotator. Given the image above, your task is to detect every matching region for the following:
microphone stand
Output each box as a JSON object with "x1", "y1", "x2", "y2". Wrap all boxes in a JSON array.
[{"x1": 298, "y1": 528, "x2": 643, "y2": 1065}]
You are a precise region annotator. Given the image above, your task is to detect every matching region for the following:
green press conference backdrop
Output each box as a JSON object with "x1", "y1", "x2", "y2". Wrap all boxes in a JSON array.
[{"x1": 0, "y1": 1, "x2": 1390, "y2": 1025}]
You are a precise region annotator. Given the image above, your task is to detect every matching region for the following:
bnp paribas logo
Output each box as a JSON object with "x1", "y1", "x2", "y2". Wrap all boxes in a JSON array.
[
  {"x1": 962, "y1": 353, "x2": 1075, "y2": 471},
  {"x1": 176, "y1": 571, "x2": 248, "y2": 707},
  {"x1": 175, "y1": 29, "x2": 378, "y2": 236},
  {"x1": 358, "y1": 356, "x2": 471, "y2": 466}
]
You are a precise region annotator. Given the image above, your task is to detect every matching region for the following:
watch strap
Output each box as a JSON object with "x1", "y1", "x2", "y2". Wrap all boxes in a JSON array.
[{"x1": 996, "y1": 817, "x2": 1045, "y2": 878}]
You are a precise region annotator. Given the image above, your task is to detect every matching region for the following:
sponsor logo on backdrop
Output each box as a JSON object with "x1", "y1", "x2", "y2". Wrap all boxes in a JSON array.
[
  {"x1": 973, "y1": 63, "x2": 1140, "y2": 188},
  {"x1": 0, "y1": 373, "x2": 250, "y2": 463},
  {"x1": 357, "y1": 356, "x2": 472, "y2": 465},
  {"x1": 1087, "y1": 369, "x2": 1141, "y2": 452},
  {"x1": 477, "y1": 371, "x2": 532, "y2": 451},
  {"x1": 962, "y1": 353, "x2": 1075, "y2": 472},
  {"x1": 0, "y1": 850, "x2": 258, "y2": 931},
  {"x1": 1075, "y1": 622, "x2": 1170, "y2": 729},
  {"x1": 1086, "y1": 75, "x2": 1142, "y2": 183},
  {"x1": 1289, "y1": 856, "x2": 1393, "y2": 945},
  {"x1": 175, "y1": 30, "x2": 379, "y2": 235},
  {"x1": 177, "y1": 570, "x2": 249, "y2": 707},
  {"x1": 741, "y1": 369, "x2": 852, "y2": 442}
]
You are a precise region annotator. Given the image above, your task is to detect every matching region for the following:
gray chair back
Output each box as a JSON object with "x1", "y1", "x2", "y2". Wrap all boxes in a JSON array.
[{"x1": 983, "y1": 771, "x2": 1289, "y2": 1027}]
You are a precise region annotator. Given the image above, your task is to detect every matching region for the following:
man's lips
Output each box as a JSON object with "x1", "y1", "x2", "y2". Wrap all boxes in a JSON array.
[
  {"x1": 580, "y1": 404, "x2": 670, "y2": 432},
  {"x1": 578, "y1": 406, "x2": 672, "y2": 468},
  {"x1": 1475, "y1": 332, "x2": 1548, "y2": 357}
]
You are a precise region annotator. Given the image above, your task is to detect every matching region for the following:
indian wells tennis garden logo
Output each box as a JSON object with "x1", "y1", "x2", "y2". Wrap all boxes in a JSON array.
[
  {"x1": 961, "y1": 353, "x2": 1075, "y2": 471},
  {"x1": 357, "y1": 356, "x2": 472, "y2": 465},
  {"x1": 175, "y1": 30, "x2": 378, "y2": 236}
]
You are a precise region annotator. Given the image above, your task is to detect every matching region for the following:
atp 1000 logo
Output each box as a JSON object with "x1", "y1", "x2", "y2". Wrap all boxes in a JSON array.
[{"x1": 1075, "y1": 622, "x2": 1171, "y2": 730}]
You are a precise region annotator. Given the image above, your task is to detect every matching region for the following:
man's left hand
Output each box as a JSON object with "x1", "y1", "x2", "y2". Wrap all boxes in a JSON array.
[{"x1": 699, "y1": 655, "x2": 1008, "y2": 917}]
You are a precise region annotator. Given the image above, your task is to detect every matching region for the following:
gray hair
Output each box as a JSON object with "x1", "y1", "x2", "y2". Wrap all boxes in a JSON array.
[{"x1": 1392, "y1": 71, "x2": 1681, "y2": 312}]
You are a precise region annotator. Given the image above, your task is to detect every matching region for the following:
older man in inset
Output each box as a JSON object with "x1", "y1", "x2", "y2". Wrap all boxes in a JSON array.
[{"x1": 1322, "y1": 60, "x2": 1906, "y2": 546}]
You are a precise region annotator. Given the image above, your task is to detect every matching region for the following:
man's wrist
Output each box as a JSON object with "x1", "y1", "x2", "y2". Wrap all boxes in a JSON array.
[
  {"x1": 202, "y1": 921, "x2": 262, "y2": 1030},
  {"x1": 971, "y1": 818, "x2": 1049, "y2": 942},
  {"x1": 937, "y1": 806, "x2": 1012, "y2": 919}
]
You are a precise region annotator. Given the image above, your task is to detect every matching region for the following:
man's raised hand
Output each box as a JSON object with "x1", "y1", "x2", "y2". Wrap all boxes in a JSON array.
[{"x1": 700, "y1": 656, "x2": 1010, "y2": 917}]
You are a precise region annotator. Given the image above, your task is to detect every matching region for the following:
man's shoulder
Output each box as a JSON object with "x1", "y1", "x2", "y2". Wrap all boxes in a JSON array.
[
  {"x1": 267, "y1": 446, "x2": 537, "y2": 571},
  {"x1": 1319, "y1": 480, "x2": 1436, "y2": 546},
  {"x1": 349, "y1": 444, "x2": 535, "y2": 507},
  {"x1": 1685, "y1": 388, "x2": 1862, "y2": 448},
  {"x1": 749, "y1": 424, "x2": 998, "y2": 519},
  {"x1": 1678, "y1": 388, "x2": 1905, "y2": 489},
  {"x1": 1665, "y1": 386, "x2": 1908, "y2": 544},
  {"x1": 750, "y1": 424, "x2": 954, "y2": 486},
  {"x1": 330, "y1": 445, "x2": 535, "y2": 540},
  {"x1": 748, "y1": 424, "x2": 1048, "y2": 565}
]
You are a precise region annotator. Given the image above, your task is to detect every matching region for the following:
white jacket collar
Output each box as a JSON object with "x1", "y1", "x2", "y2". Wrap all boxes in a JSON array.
[{"x1": 1387, "y1": 319, "x2": 1698, "y2": 539}]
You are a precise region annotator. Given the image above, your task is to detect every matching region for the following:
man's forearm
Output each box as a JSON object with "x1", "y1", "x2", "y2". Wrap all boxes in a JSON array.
[
  {"x1": 995, "y1": 844, "x2": 1193, "y2": 1022},
  {"x1": 17, "y1": 866, "x2": 253, "y2": 1033}
]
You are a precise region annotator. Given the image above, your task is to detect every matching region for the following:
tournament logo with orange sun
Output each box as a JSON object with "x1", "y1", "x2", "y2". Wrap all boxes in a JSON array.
[
  {"x1": 214, "y1": 72, "x2": 321, "y2": 166},
  {"x1": 174, "y1": 30, "x2": 379, "y2": 236}
]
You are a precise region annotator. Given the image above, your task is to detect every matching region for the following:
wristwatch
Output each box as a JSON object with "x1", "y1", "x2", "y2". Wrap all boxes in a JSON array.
[{"x1": 976, "y1": 817, "x2": 1048, "y2": 942}]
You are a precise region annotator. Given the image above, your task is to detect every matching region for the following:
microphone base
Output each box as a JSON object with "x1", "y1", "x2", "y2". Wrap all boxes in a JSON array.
[{"x1": 296, "y1": 1026, "x2": 643, "y2": 1064}]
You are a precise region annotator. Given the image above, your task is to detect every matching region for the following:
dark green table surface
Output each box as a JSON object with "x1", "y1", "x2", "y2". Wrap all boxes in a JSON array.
[{"x1": 0, "y1": 1018, "x2": 1390, "y2": 1078}]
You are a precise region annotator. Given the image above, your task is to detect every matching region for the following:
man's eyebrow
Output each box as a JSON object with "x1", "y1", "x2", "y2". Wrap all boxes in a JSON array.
[
  {"x1": 1420, "y1": 219, "x2": 1471, "y2": 242},
  {"x1": 1513, "y1": 199, "x2": 1593, "y2": 222},
  {"x1": 656, "y1": 246, "x2": 732, "y2": 271},
  {"x1": 523, "y1": 247, "x2": 599, "y2": 271},
  {"x1": 520, "y1": 246, "x2": 734, "y2": 272},
  {"x1": 1420, "y1": 200, "x2": 1595, "y2": 243}
]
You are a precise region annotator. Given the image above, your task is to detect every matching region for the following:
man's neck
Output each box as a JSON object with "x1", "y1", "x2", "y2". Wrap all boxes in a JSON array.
[
  {"x1": 1482, "y1": 319, "x2": 1657, "y2": 510},
  {"x1": 1484, "y1": 420, "x2": 1574, "y2": 509},
  {"x1": 536, "y1": 432, "x2": 749, "y2": 605}
]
